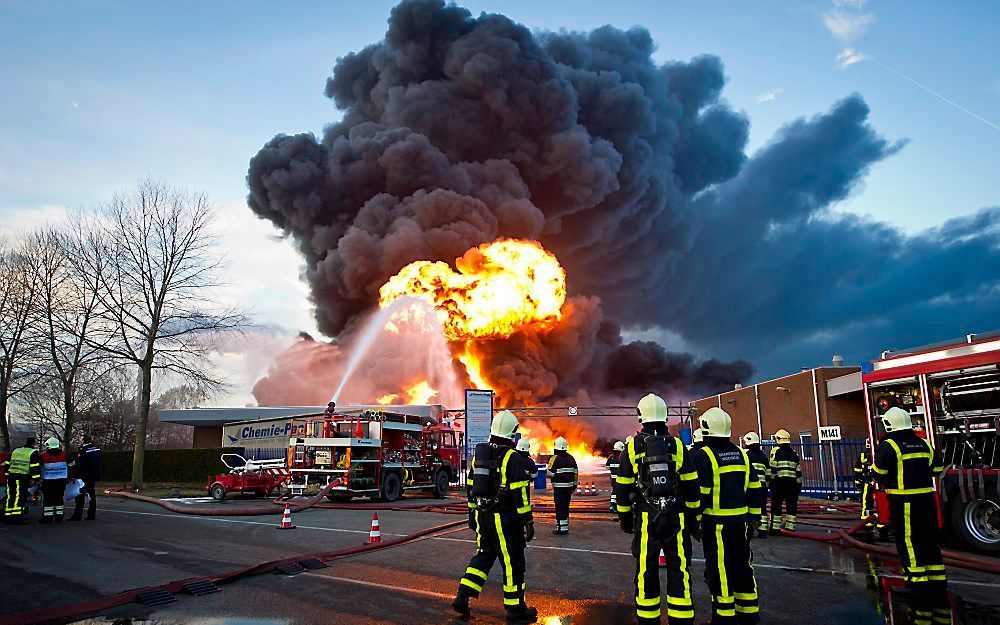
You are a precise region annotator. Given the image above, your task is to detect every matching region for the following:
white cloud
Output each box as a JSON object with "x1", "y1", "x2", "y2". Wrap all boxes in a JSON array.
[
  {"x1": 824, "y1": 9, "x2": 874, "y2": 42},
  {"x1": 833, "y1": 0, "x2": 868, "y2": 9},
  {"x1": 837, "y1": 47, "x2": 870, "y2": 68},
  {"x1": 72, "y1": 101, "x2": 79, "y2": 109},
  {"x1": 0, "y1": 204, "x2": 70, "y2": 236},
  {"x1": 757, "y1": 88, "x2": 784, "y2": 103}
]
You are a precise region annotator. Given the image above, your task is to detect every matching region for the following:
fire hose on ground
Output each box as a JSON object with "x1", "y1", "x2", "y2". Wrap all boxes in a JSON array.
[
  {"x1": 2, "y1": 516, "x2": 465, "y2": 625},
  {"x1": 104, "y1": 479, "x2": 344, "y2": 516}
]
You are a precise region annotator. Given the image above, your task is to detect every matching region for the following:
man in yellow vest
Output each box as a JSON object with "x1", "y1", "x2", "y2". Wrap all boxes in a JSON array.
[{"x1": 3, "y1": 437, "x2": 42, "y2": 524}]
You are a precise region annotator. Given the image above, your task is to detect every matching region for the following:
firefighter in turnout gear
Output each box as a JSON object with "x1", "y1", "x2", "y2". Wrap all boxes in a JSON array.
[
  {"x1": 692, "y1": 408, "x2": 763, "y2": 624},
  {"x1": 607, "y1": 440, "x2": 625, "y2": 512},
  {"x1": 768, "y1": 429, "x2": 801, "y2": 533},
  {"x1": 454, "y1": 410, "x2": 537, "y2": 624},
  {"x1": 615, "y1": 393, "x2": 701, "y2": 625},
  {"x1": 742, "y1": 433, "x2": 770, "y2": 539},
  {"x1": 547, "y1": 436, "x2": 578, "y2": 535},
  {"x1": 854, "y1": 439, "x2": 885, "y2": 536},
  {"x1": 40, "y1": 437, "x2": 69, "y2": 523},
  {"x1": 3, "y1": 437, "x2": 41, "y2": 524},
  {"x1": 872, "y1": 407, "x2": 950, "y2": 625},
  {"x1": 516, "y1": 438, "x2": 538, "y2": 489}
]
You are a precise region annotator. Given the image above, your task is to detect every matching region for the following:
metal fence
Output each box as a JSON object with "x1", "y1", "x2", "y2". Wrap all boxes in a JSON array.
[{"x1": 761, "y1": 438, "x2": 866, "y2": 498}]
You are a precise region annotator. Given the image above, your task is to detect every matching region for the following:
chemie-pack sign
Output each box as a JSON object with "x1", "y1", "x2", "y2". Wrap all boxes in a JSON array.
[
  {"x1": 222, "y1": 419, "x2": 292, "y2": 461},
  {"x1": 464, "y1": 389, "x2": 494, "y2": 458}
]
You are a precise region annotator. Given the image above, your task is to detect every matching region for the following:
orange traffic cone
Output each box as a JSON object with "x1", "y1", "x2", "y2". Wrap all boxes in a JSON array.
[
  {"x1": 368, "y1": 512, "x2": 382, "y2": 543},
  {"x1": 591, "y1": 482, "x2": 598, "y2": 495},
  {"x1": 353, "y1": 421, "x2": 364, "y2": 438},
  {"x1": 658, "y1": 549, "x2": 666, "y2": 568},
  {"x1": 277, "y1": 503, "x2": 296, "y2": 530}
]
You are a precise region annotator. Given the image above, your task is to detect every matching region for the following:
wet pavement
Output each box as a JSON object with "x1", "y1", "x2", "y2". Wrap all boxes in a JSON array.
[{"x1": 2, "y1": 490, "x2": 999, "y2": 625}]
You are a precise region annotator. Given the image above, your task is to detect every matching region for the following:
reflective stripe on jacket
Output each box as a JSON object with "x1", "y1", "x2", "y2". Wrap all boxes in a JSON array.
[
  {"x1": 872, "y1": 432, "x2": 943, "y2": 496},
  {"x1": 769, "y1": 445, "x2": 802, "y2": 483},
  {"x1": 693, "y1": 442, "x2": 764, "y2": 519},
  {"x1": 8, "y1": 447, "x2": 41, "y2": 478},
  {"x1": 547, "y1": 451, "x2": 578, "y2": 488}
]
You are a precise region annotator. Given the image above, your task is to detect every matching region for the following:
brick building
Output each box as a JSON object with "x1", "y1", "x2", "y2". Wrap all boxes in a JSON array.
[{"x1": 689, "y1": 364, "x2": 866, "y2": 444}]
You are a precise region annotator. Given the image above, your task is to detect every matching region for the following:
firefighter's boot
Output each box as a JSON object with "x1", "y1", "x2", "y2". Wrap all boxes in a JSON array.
[
  {"x1": 451, "y1": 586, "x2": 471, "y2": 618},
  {"x1": 506, "y1": 605, "x2": 538, "y2": 624}
]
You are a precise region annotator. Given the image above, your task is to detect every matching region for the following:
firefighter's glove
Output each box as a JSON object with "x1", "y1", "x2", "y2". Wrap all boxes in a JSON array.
[
  {"x1": 523, "y1": 522, "x2": 535, "y2": 543},
  {"x1": 619, "y1": 515, "x2": 634, "y2": 534},
  {"x1": 468, "y1": 514, "x2": 478, "y2": 533}
]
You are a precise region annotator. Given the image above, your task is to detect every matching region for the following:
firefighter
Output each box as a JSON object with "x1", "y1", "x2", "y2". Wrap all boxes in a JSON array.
[
  {"x1": 516, "y1": 438, "x2": 538, "y2": 488},
  {"x1": 616, "y1": 393, "x2": 700, "y2": 625},
  {"x1": 742, "y1": 432, "x2": 770, "y2": 539},
  {"x1": 70, "y1": 434, "x2": 101, "y2": 521},
  {"x1": 40, "y1": 437, "x2": 69, "y2": 524},
  {"x1": 692, "y1": 407, "x2": 763, "y2": 624},
  {"x1": 854, "y1": 439, "x2": 885, "y2": 537},
  {"x1": 872, "y1": 407, "x2": 950, "y2": 625},
  {"x1": 3, "y1": 437, "x2": 41, "y2": 524},
  {"x1": 768, "y1": 429, "x2": 801, "y2": 534},
  {"x1": 453, "y1": 410, "x2": 536, "y2": 623},
  {"x1": 547, "y1": 436, "x2": 578, "y2": 535},
  {"x1": 606, "y1": 440, "x2": 624, "y2": 512}
]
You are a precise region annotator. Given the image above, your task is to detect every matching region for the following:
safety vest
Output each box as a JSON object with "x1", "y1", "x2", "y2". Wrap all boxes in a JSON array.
[
  {"x1": 41, "y1": 450, "x2": 69, "y2": 479},
  {"x1": 8, "y1": 447, "x2": 35, "y2": 475}
]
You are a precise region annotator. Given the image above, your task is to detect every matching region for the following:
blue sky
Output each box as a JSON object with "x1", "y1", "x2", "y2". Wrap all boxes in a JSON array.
[{"x1": 1, "y1": 0, "x2": 998, "y2": 400}]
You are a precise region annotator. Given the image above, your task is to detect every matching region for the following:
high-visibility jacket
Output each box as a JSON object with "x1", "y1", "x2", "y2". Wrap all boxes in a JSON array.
[
  {"x1": 4, "y1": 447, "x2": 41, "y2": 479},
  {"x1": 547, "y1": 450, "x2": 578, "y2": 489},
  {"x1": 745, "y1": 444, "x2": 770, "y2": 486},
  {"x1": 518, "y1": 450, "x2": 539, "y2": 481},
  {"x1": 693, "y1": 440, "x2": 765, "y2": 520},
  {"x1": 605, "y1": 450, "x2": 621, "y2": 479},
  {"x1": 872, "y1": 431, "x2": 944, "y2": 496},
  {"x1": 614, "y1": 427, "x2": 700, "y2": 516},
  {"x1": 769, "y1": 445, "x2": 802, "y2": 483},
  {"x1": 465, "y1": 437, "x2": 533, "y2": 522},
  {"x1": 854, "y1": 451, "x2": 872, "y2": 487},
  {"x1": 41, "y1": 450, "x2": 69, "y2": 480}
]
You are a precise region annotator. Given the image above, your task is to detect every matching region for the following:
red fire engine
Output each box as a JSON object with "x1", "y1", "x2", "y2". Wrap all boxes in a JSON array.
[
  {"x1": 287, "y1": 408, "x2": 461, "y2": 502},
  {"x1": 863, "y1": 331, "x2": 1000, "y2": 553}
]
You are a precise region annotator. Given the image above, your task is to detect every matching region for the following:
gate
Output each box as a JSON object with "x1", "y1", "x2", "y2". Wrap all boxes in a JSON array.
[{"x1": 761, "y1": 438, "x2": 865, "y2": 498}]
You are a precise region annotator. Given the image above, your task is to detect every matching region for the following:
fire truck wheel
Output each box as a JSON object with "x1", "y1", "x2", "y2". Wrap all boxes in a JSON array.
[
  {"x1": 210, "y1": 484, "x2": 227, "y2": 501},
  {"x1": 432, "y1": 469, "x2": 450, "y2": 498},
  {"x1": 326, "y1": 493, "x2": 353, "y2": 502},
  {"x1": 951, "y1": 495, "x2": 1000, "y2": 554},
  {"x1": 381, "y1": 472, "x2": 402, "y2": 502}
]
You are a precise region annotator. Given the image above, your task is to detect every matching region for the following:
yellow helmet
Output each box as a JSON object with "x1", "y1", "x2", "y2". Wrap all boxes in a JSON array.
[
  {"x1": 516, "y1": 438, "x2": 531, "y2": 452},
  {"x1": 881, "y1": 406, "x2": 912, "y2": 433},
  {"x1": 489, "y1": 409, "x2": 519, "y2": 439},
  {"x1": 691, "y1": 428, "x2": 704, "y2": 443},
  {"x1": 613, "y1": 441, "x2": 625, "y2": 452},
  {"x1": 699, "y1": 407, "x2": 732, "y2": 438},
  {"x1": 553, "y1": 436, "x2": 568, "y2": 451},
  {"x1": 773, "y1": 429, "x2": 791, "y2": 444},
  {"x1": 743, "y1": 432, "x2": 761, "y2": 446},
  {"x1": 637, "y1": 393, "x2": 668, "y2": 424}
]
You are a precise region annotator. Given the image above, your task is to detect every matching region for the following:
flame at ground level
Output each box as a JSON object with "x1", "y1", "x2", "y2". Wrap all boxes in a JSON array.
[{"x1": 519, "y1": 422, "x2": 608, "y2": 473}]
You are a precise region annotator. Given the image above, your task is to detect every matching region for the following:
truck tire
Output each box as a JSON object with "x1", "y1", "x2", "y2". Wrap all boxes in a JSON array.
[
  {"x1": 950, "y1": 495, "x2": 1000, "y2": 554},
  {"x1": 326, "y1": 493, "x2": 353, "y2": 502},
  {"x1": 432, "y1": 469, "x2": 450, "y2": 498},
  {"x1": 210, "y1": 484, "x2": 227, "y2": 501},
  {"x1": 381, "y1": 472, "x2": 402, "y2": 503}
]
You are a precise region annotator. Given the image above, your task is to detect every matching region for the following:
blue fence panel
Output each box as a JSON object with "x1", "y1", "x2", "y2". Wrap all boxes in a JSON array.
[{"x1": 761, "y1": 438, "x2": 866, "y2": 498}]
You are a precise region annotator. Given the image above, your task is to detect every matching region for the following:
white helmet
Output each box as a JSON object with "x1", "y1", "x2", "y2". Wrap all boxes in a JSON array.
[
  {"x1": 743, "y1": 432, "x2": 761, "y2": 446},
  {"x1": 637, "y1": 393, "x2": 668, "y2": 424},
  {"x1": 553, "y1": 436, "x2": 568, "y2": 451},
  {"x1": 516, "y1": 438, "x2": 531, "y2": 452},
  {"x1": 773, "y1": 428, "x2": 791, "y2": 444},
  {"x1": 699, "y1": 407, "x2": 732, "y2": 438},
  {"x1": 613, "y1": 441, "x2": 625, "y2": 452},
  {"x1": 45, "y1": 436, "x2": 61, "y2": 450},
  {"x1": 691, "y1": 428, "x2": 704, "y2": 443},
  {"x1": 490, "y1": 409, "x2": 519, "y2": 440},
  {"x1": 625, "y1": 435, "x2": 634, "y2": 446},
  {"x1": 881, "y1": 407, "x2": 912, "y2": 433}
]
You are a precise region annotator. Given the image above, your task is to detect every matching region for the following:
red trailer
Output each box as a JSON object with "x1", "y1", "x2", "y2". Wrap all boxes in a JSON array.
[{"x1": 862, "y1": 331, "x2": 1000, "y2": 553}]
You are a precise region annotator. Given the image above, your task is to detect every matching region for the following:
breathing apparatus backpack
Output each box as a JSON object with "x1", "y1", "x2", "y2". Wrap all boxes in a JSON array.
[
  {"x1": 638, "y1": 435, "x2": 678, "y2": 512},
  {"x1": 470, "y1": 442, "x2": 504, "y2": 508}
]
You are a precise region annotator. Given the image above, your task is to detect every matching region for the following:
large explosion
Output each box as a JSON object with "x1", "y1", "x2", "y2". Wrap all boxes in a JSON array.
[{"x1": 249, "y1": 0, "x2": 1000, "y2": 446}]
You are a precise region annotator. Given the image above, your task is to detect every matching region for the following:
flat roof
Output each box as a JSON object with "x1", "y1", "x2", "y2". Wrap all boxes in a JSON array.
[{"x1": 160, "y1": 404, "x2": 446, "y2": 427}]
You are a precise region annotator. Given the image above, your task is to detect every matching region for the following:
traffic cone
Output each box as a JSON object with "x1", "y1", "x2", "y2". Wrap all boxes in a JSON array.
[
  {"x1": 277, "y1": 503, "x2": 296, "y2": 530},
  {"x1": 353, "y1": 421, "x2": 364, "y2": 438},
  {"x1": 368, "y1": 512, "x2": 382, "y2": 543},
  {"x1": 658, "y1": 549, "x2": 666, "y2": 568}
]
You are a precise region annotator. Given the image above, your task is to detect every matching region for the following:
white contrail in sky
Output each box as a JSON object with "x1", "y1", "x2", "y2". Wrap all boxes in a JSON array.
[{"x1": 845, "y1": 50, "x2": 1000, "y2": 133}]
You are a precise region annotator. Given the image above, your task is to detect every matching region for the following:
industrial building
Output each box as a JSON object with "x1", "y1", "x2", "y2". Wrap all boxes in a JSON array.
[{"x1": 689, "y1": 360, "x2": 866, "y2": 444}]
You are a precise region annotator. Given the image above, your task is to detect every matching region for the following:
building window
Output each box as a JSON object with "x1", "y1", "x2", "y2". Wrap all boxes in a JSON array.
[{"x1": 798, "y1": 431, "x2": 814, "y2": 459}]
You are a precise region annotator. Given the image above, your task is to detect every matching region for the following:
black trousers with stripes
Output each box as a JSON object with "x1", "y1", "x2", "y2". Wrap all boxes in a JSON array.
[
  {"x1": 3, "y1": 475, "x2": 30, "y2": 521},
  {"x1": 631, "y1": 507, "x2": 694, "y2": 625},
  {"x1": 769, "y1": 479, "x2": 799, "y2": 530},
  {"x1": 888, "y1": 494, "x2": 950, "y2": 624},
  {"x1": 553, "y1": 487, "x2": 572, "y2": 531},
  {"x1": 701, "y1": 518, "x2": 759, "y2": 624},
  {"x1": 458, "y1": 509, "x2": 527, "y2": 611}
]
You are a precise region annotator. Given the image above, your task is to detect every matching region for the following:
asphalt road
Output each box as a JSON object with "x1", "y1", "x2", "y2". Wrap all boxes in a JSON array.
[{"x1": 3, "y1": 490, "x2": 1000, "y2": 625}]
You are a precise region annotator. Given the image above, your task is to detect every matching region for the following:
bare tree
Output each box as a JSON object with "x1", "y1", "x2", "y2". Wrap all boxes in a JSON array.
[
  {"x1": 0, "y1": 237, "x2": 44, "y2": 451},
  {"x1": 80, "y1": 181, "x2": 246, "y2": 488},
  {"x1": 27, "y1": 225, "x2": 107, "y2": 448}
]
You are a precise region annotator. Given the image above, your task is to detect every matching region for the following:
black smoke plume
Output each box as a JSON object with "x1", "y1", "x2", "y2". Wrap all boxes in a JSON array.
[{"x1": 247, "y1": 0, "x2": 999, "y2": 403}]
